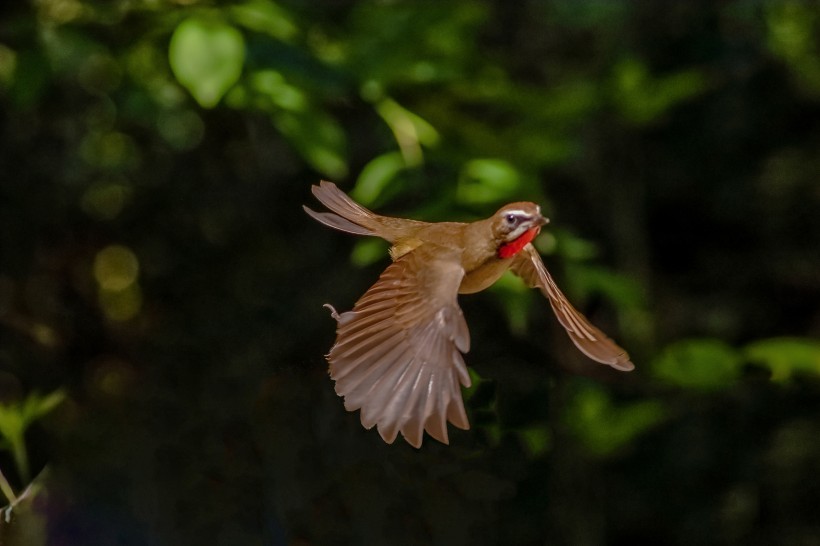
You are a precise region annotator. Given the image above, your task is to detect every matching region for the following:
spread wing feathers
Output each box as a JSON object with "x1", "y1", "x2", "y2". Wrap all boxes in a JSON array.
[
  {"x1": 327, "y1": 244, "x2": 472, "y2": 448},
  {"x1": 303, "y1": 180, "x2": 380, "y2": 236},
  {"x1": 510, "y1": 244, "x2": 634, "y2": 371}
]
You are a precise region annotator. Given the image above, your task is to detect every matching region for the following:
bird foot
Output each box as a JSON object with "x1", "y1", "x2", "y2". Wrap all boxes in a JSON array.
[{"x1": 323, "y1": 303, "x2": 341, "y2": 321}]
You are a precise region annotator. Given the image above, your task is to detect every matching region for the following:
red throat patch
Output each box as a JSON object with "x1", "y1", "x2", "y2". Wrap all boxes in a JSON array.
[{"x1": 498, "y1": 227, "x2": 540, "y2": 259}]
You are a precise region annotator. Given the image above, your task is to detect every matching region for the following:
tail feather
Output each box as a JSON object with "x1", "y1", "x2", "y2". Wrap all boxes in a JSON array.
[
  {"x1": 304, "y1": 181, "x2": 382, "y2": 236},
  {"x1": 311, "y1": 181, "x2": 377, "y2": 228},
  {"x1": 303, "y1": 206, "x2": 375, "y2": 236},
  {"x1": 305, "y1": 180, "x2": 428, "y2": 242}
]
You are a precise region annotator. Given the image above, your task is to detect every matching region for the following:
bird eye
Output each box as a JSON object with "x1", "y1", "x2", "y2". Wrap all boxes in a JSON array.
[{"x1": 505, "y1": 214, "x2": 517, "y2": 225}]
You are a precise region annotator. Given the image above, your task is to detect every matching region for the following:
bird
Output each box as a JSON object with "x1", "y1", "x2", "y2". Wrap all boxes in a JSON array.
[{"x1": 304, "y1": 181, "x2": 633, "y2": 448}]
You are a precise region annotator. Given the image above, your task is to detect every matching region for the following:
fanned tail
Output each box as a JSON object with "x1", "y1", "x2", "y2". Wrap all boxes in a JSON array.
[{"x1": 303, "y1": 181, "x2": 379, "y2": 236}]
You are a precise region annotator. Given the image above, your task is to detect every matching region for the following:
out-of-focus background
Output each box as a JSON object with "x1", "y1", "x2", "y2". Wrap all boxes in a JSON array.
[{"x1": 1, "y1": 1, "x2": 819, "y2": 544}]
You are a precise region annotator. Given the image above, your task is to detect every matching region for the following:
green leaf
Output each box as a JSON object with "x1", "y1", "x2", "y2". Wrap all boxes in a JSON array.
[
  {"x1": 565, "y1": 264, "x2": 645, "y2": 309},
  {"x1": 0, "y1": 390, "x2": 64, "y2": 483},
  {"x1": 612, "y1": 57, "x2": 707, "y2": 125},
  {"x1": 0, "y1": 407, "x2": 24, "y2": 449},
  {"x1": 351, "y1": 152, "x2": 406, "y2": 205},
  {"x1": 554, "y1": 229, "x2": 599, "y2": 262},
  {"x1": 565, "y1": 382, "x2": 665, "y2": 456},
  {"x1": 517, "y1": 425, "x2": 552, "y2": 458},
  {"x1": 374, "y1": 98, "x2": 439, "y2": 165},
  {"x1": 652, "y1": 339, "x2": 742, "y2": 390},
  {"x1": 169, "y1": 18, "x2": 246, "y2": 108},
  {"x1": 744, "y1": 337, "x2": 820, "y2": 381},
  {"x1": 350, "y1": 238, "x2": 389, "y2": 267},
  {"x1": 273, "y1": 109, "x2": 348, "y2": 178},
  {"x1": 7, "y1": 50, "x2": 50, "y2": 109},
  {"x1": 488, "y1": 271, "x2": 532, "y2": 336},
  {"x1": 230, "y1": 0, "x2": 298, "y2": 41},
  {"x1": 21, "y1": 390, "x2": 66, "y2": 425},
  {"x1": 456, "y1": 158, "x2": 522, "y2": 207},
  {"x1": 462, "y1": 367, "x2": 490, "y2": 403},
  {"x1": 249, "y1": 70, "x2": 308, "y2": 111},
  {"x1": 766, "y1": 1, "x2": 820, "y2": 96}
]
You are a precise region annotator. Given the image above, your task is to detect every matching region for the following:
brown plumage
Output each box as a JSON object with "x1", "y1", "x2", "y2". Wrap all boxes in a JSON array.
[{"x1": 305, "y1": 181, "x2": 633, "y2": 448}]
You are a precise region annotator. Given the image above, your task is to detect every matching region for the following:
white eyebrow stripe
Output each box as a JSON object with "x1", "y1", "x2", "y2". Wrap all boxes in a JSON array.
[{"x1": 502, "y1": 209, "x2": 532, "y2": 217}]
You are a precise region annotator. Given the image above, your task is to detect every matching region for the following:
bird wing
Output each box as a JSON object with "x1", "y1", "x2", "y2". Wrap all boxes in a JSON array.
[
  {"x1": 509, "y1": 243, "x2": 634, "y2": 371},
  {"x1": 327, "y1": 243, "x2": 472, "y2": 448}
]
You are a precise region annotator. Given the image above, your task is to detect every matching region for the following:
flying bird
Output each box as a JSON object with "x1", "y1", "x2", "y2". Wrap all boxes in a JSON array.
[{"x1": 304, "y1": 181, "x2": 633, "y2": 448}]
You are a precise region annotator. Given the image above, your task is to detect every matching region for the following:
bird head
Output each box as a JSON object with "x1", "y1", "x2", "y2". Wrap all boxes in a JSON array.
[
  {"x1": 492, "y1": 203, "x2": 549, "y2": 259},
  {"x1": 492, "y1": 203, "x2": 549, "y2": 243}
]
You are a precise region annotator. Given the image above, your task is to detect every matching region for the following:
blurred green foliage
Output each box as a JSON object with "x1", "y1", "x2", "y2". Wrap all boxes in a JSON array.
[
  {"x1": 169, "y1": 17, "x2": 246, "y2": 109},
  {"x1": 0, "y1": 0, "x2": 819, "y2": 544},
  {"x1": 0, "y1": 390, "x2": 64, "y2": 486}
]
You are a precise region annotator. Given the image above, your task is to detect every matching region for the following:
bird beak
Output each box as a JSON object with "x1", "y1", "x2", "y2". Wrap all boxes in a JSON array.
[{"x1": 536, "y1": 215, "x2": 549, "y2": 227}]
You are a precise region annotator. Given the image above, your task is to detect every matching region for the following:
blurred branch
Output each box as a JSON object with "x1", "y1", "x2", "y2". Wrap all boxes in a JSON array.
[{"x1": 0, "y1": 467, "x2": 16, "y2": 508}]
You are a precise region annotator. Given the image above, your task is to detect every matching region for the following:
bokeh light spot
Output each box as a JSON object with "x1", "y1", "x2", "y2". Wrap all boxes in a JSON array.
[
  {"x1": 88, "y1": 357, "x2": 134, "y2": 398},
  {"x1": 81, "y1": 181, "x2": 129, "y2": 220},
  {"x1": 157, "y1": 109, "x2": 205, "y2": 150},
  {"x1": 93, "y1": 245, "x2": 139, "y2": 291},
  {"x1": 98, "y1": 284, "x2": 142, "y2": 322},
  {"x1": 31, "y1": 323, "x2": 59, "y2": 347},
  {"x1": 0, "y1": 45, "x2": 17, "y2": 89},
  {"x1": 80, "y1": 131, "x2": 138, "y2": 169}
]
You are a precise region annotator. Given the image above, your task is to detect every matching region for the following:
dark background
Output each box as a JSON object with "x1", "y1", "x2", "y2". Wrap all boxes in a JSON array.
[{"x1": 1, "y1": 1, "x2": 819, "y2": 544}]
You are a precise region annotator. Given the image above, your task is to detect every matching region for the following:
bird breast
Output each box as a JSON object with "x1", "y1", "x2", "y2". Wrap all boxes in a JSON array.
[{"x1": 458, "y1": 258, "x2": 511, "y2": 294}]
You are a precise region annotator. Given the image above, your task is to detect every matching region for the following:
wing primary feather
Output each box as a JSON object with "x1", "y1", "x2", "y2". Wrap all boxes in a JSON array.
[
  {"x1": 341, "y1": 342, "x2": 411, "y2": 410},
  {"x1": 332, "y1": 324, "x2": 404, "y2": 362},
  {"x1": 424, "y1": 387, "x2": 450, "y2": 444},
  {"x1": 358, "y1": 355, "x2": 416, "y2": 429},
  {"x1": 446, "y1": 389, "x2": 470, "y2": 430},
  {"x1": 332, "y1": 308, "x2": 398, "y2": 337},
  {"x1": 363, "y1": 356, "x2": 420, "y2": 436},
  {"x1": 510, "y1": 244, "x2": 634, "y2": 371},
  {"x1": 395, "y1": 363, "x2": 429, "y2": 448},
  {"x1": 325, "y1": 244, "x2": 473, "y2": 447}
]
